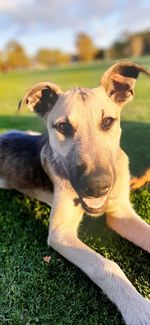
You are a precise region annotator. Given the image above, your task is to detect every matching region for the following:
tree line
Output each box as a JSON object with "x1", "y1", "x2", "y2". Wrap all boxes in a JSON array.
[{"x1": 0, "y1": 31, "x2": 149, "y2": 71}]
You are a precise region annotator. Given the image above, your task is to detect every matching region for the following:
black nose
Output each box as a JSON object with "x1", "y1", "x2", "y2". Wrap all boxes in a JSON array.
[
  {"x1": 79, "y1": 170, "x2": 112, "y2": 197},
  {"x1": 84, "y1": 184, "x2": 110, "y2": 197}
]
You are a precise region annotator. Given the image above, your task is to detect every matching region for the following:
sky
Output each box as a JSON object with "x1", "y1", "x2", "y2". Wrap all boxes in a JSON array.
[{"x1": 0, "y1": 0, "x2": 149, "y2": 55}]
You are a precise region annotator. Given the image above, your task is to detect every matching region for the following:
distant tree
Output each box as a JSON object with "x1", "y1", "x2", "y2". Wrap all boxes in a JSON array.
[
  {"x1": 144, "y1": 31, "x2": 150, "y2": 54},
  {"x1": 76, "y1": 33, "x2": 96, "y2": 62},
  {"x1": 107, "y1": 30, "x2": 150, "y2": 59},
  {"x1": 130, "y1": 36, "x2": 144, "y2": 56},
  {"x1": 5, "y1": 41, "x2": 30, "y2": 70},
  {"x1": 35, "y1": 48, "x2": 71, "y2": 66},
  {"x1": 0, "y1": 51, "x2": 8, "y2": 72},
  {"x1": 49, "y1": 49, "x2": 70, "y2": 65},
  {"x1": 129, "y1": 31, "x2": 150, "y2": 56},
  {"x1": 94, "y1": 48, "x2": 105, "y2": 60},
  {"x1": 0, "y1": 52, "x2": 4, "y2": 72},
  {"x1": 107, "y1": 38, "x2": 130, "y2": 59},
  {"x1": 35, "y1": 49, "x2": 52, "y2": 66},
  {"x1": 58, "y1": 51, "x2": 71, "y2": 65}
]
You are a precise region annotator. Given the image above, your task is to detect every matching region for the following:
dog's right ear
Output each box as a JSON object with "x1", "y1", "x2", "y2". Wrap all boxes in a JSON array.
[
  {"x1": 100, "y1": 61, "x2": 150, "y2": 107},
  {"x1": 18, "y1": 82, "x2": 63, "y2": 117}
]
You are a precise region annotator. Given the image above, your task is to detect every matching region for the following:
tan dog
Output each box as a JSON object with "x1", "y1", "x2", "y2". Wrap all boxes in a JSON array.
[{"x1": 0, "y1": 61, "x2": 150, "y2": 325}]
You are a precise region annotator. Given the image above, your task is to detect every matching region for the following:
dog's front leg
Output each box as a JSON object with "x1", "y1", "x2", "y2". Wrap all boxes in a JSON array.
[
  {"x1": 48, "y1": 186, "x2": 150, "y2": 325},
  {"x1": 107, "y1": 204, "x2": 150, "y2": 253}
]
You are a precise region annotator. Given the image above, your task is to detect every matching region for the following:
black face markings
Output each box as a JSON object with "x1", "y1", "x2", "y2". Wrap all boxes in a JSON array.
[
  {"x1": 78, "y1": 88, "x2": 89, "y2": 101},
  {"x1": 34, "y1": 88, "x2": 59, "y2": 117},
  {"x1": 76, "y1": 162, "x2": 88, "y2": 178},
  {"x1": 101, "y1": 117, "x2": 116, "y2": 130},
  {"x1": 119, "y1": 66, "x2": 139, "y2": 79},
  {"x1": 18, "y1": 84, "x2": 60, "y2": 117},
  {"x1": 53, "y1": 118, "x2": 75, "y2": 137},
  {"x1": 73, "y1": 197, "x2": 80, "y2": 206},
  {"x1": 100, "y1": 109, "x2": 116, "y2": 131}
]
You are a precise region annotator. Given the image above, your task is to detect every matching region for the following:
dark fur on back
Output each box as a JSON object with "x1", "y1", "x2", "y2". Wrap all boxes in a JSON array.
[{"x1": 0, "y1": 132, "x2": 54, "y2": 192}]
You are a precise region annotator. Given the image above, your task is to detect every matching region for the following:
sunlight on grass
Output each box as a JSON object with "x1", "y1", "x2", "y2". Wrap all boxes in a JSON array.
[{"x1": 0, "y1": 59, "x2": 150, "y2": 325}]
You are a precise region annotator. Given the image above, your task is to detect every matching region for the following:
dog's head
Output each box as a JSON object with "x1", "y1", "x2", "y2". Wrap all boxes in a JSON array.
[{"x1": 19, "y1": 61, "x2": 150, "y2": 215}]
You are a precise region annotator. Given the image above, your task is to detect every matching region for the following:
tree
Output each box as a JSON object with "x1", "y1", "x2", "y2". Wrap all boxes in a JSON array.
[
  {"x1": 76, "y1": 33, "x2": 96, "y2": 62},
  {"x1": 107, "y1": 39, "x2": 130, "y2": 59},
  {"x1": 94, "y1": 48, "x2": 105, "y2": 60},
  {"x1": 0, "y1": 52, "x2": 6, "y2": 72},
  {"x1": 129, "y1": 31, "x2": 150, "y2": 56},
  {"x1": 5, "y1": 41, "x2": 30, "y2": 70},
  {"x1": 35, "y1": 49, "x2": 52, "y2": 66},
  {"x1": 35, "y1": 48, "x2": 71, "y2": 66}
]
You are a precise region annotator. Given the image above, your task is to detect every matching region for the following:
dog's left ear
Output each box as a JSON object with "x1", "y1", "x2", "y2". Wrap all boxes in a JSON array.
[
  {"x1": 18, "y1": 82, "x2": 63, "y2": 117},
  {"x1": 100, "y1": 61, "x2": 150, "y2": 107}
]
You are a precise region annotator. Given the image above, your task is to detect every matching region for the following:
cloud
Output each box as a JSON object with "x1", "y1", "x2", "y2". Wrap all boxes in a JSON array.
[
  {"x1": 118, "y1": 2, "x2": 150, "y2": 33},
  {"x1": 0, "y1": 0, "x2": 79, "y2": 30},
  {"x1": 0, "y1": 0, "x2": 148, "y2": 32},
  {"x1": 0, "y1": 0, "x2": 20, "y2": 10},
  {"x1": 0, "y1": 0, "x2": 149, "y2": 53}
]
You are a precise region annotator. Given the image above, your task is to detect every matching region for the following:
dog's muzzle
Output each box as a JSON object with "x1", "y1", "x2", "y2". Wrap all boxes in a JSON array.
[
  {"x1": 79, "y1": 194, "x2": 108, "y2": 215},
  {"x1": 70, "y1": 166, "x2": 113, "y2": 215}
]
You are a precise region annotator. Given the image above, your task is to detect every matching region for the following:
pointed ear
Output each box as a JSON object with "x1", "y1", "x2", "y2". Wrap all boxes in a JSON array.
[
  {"x1": 18, "y1": 82, "x2": 63, "y2": 117},
  {"x1": 100, "y1": 61, "x2": 150, "y2": 107}
]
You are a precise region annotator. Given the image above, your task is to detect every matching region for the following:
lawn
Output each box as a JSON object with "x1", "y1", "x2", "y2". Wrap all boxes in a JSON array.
[{"x1": 0, "y1": 58, "x2": 150, "y2": 324}]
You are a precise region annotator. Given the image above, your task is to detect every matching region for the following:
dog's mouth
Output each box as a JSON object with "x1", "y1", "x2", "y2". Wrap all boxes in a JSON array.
[{"x1": 79, "y1": 195, "x2": 108, "y2": 215}]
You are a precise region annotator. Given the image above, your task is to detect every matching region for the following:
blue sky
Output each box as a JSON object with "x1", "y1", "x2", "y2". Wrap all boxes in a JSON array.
[{"x1": 0, "y1": 0, "x2": 149, "y2": 55}]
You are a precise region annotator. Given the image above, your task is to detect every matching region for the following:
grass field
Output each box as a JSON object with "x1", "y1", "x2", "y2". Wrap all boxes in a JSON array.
[{"x1": 0, "y1": 58, "x2": 150, "y2": 324}]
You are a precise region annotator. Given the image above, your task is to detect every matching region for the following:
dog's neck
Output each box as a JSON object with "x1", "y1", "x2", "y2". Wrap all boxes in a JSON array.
[{"x1": 41, "y1": 135, "x2": 70, "y2": 182}]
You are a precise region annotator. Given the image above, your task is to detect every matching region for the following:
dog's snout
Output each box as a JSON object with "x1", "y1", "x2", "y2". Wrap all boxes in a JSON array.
[
  {"x1": 79, "y1": 169, "x2": 112, "y2": 198},
  {"x1": 84, "y1": 184, "x2": 110, "y2": 197}
]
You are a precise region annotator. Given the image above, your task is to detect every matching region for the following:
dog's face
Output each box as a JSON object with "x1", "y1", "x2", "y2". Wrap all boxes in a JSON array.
[
  {"x1": 46, "y1": 86, "x2": 120, "y2": 214},
  {"x1": 20, "y1": 62, "x2": 149, "y2": 215}
]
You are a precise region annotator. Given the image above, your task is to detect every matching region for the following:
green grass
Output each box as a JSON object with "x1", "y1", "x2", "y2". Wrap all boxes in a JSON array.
[
  {"x1": 1, "y1": 189, "x2": 150, "y2": 325},
  {"x1": 0, "y1": 58, "x2": 150, "y2": 174},
  {"x1": 0, "y1": 58, "x2": 150, "y2": 324}
]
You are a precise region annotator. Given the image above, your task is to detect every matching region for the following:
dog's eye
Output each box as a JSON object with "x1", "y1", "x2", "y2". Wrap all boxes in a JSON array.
[
  {"x1": 53, "y1": 122, "x2": 74, "y2": 137},
  {"x1": 101, "y1": 117, "x2": 115, "y2": 130}
]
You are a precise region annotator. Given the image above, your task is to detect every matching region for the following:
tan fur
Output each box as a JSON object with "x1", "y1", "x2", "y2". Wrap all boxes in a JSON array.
[{"x1": 1, "y1": 61, "x2": 150, "y2": 325}]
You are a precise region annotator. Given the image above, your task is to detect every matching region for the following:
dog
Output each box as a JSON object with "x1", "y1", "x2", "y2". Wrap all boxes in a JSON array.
[{"x1": 0, "y1": 61, "x2": 150, "y2": 325}]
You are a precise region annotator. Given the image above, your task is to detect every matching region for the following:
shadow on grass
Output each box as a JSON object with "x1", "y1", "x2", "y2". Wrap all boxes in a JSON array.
[
  {"x1": 1, "y1": 116, "x2": 150, "y2": 323},
  {"x1": 121, "y1": 121, "x2": 150, "y2": 176},
  {"x1": 0, "y1": 190, "x2": 124, "y2": 324},
  {"x1": 1, "y1": 188, "x2": 150, "y2": 324},
  {"x1": 0, "y1": 114, "x2": 46, "y2": 133},
  {"x1": 0, "y1": 65, "x2": 150, "y2": 323}
]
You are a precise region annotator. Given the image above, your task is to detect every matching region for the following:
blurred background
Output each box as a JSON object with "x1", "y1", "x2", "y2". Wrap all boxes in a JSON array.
[
  {"x1": 0, "y1": 0, "x2": 150, "y2": 70},
  {"x1": 0, "y1": 3, "x2": 150, "y2": 325},
  {"x1": 0, "y1": 0, "x2": 150, "y2": 175}
]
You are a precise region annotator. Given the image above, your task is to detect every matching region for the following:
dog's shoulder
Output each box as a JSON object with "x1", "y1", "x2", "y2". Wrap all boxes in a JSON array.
[{"x1": 0, "y1": 131, "x2": 54, "y2": 192}]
